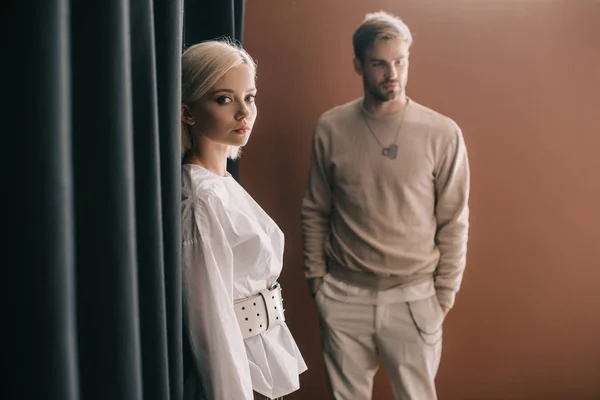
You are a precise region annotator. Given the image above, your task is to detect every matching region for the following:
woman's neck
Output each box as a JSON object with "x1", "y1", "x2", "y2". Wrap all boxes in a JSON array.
[{"x1": 184, "y1": 142, "x2": 229, "y2": 177}]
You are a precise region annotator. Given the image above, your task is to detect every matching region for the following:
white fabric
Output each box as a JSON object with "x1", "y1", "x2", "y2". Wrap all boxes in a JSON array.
[{"x1": 182, "y1": 164, "x2": 307, "y2": 400}]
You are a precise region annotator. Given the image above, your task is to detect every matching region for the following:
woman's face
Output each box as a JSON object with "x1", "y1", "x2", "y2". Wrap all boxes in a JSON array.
[{"x1": 184, "y1": 63, "x2": 257, "y2": 148}]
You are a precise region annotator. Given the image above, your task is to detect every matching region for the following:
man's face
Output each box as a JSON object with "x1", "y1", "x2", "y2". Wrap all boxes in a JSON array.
[{"x1": 355, "y1": 37, "x2": 410, "y2": 103}]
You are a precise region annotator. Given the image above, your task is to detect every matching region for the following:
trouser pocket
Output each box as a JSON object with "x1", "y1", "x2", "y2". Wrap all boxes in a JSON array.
[{"x1": 406, "y1": 294, "x2": 444, "y2": 345}]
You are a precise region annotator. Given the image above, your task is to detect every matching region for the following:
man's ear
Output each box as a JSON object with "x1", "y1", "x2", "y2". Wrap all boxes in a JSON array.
[
  {"x1": 181, "y1": 104, "x2": 195, "y2": 125},
  {"x1": 353, "y1": 58, "x2": 363, "y2": 76}
]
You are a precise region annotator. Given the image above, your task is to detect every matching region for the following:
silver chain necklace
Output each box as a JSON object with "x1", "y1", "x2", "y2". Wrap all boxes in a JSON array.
[{"x1": 360, "y1": 106, "x2": 407, "y2": 160}]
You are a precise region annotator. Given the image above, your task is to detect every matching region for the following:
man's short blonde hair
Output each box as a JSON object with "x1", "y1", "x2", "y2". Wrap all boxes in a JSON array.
[{"x1": 353, "y1": 11, "x2": 413, "y2": 63}]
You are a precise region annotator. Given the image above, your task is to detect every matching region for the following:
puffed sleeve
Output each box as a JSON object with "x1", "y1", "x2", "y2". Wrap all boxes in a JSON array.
[{"x1": 182, "y1": 191, "x2": 253, "y2": 400}]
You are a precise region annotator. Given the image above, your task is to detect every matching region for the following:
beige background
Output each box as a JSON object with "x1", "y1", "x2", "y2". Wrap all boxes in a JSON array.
[{"x1": 240, "y1": 1, "x2": 600, "y2": 398}]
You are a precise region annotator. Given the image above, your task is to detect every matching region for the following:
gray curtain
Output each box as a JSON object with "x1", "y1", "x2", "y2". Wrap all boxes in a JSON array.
[
  {"x1": 4, "y1": 0, "x2": 247, "y2": 398},
  {"x1": 5, "y1": 0, "x2": 184, "y2": 399}
]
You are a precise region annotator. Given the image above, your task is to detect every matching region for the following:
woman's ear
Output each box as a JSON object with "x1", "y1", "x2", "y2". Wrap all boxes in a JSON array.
[{"x1": 181, "y1": 104, "x2": 196, "y2": 125}]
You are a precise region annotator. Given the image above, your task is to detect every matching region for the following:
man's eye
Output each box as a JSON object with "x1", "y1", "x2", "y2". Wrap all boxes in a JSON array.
[{"x1": 216, "y1": 96, "x2": 232, "y2": 104}]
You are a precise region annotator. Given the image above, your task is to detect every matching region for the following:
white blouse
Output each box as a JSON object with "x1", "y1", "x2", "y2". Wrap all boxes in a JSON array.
[{"x1": 181, "y1": 164, "x2": 307, "y2": 400}]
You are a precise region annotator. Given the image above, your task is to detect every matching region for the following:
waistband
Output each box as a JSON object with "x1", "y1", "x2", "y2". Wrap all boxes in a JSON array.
[
  {"x1": 329, "y1": 261, "x2": 419, "y2": 291},
  {"x1": 323, "y1": 263, "x2": 436, "y2": 305}
]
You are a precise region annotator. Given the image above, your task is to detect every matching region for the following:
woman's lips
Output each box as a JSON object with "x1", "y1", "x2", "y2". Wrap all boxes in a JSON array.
[{"x1": 233, "y1": 126, "x2": 250, "y2": 134}]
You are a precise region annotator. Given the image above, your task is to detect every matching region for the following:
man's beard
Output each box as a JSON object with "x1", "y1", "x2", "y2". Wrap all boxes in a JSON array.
[{"x1": 365, "y1": 77, "x2": 401, "y2": 102}]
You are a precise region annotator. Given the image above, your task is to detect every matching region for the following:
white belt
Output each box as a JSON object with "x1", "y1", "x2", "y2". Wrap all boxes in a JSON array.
[{"x1": 234, "y1": 283, "x2": 285, "y2": 339}]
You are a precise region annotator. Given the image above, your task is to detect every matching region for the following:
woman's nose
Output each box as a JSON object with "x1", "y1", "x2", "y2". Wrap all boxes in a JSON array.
[{"x1": 236, "y1": 103, "x2": 250, "y2": 119}]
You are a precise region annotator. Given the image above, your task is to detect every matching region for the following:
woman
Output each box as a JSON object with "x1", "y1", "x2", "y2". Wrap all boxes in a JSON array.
[{"x1": 181, "y1": 40, "x2": 307, "y2": 400}]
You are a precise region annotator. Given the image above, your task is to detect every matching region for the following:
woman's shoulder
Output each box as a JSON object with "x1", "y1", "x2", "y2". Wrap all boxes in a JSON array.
[{"x1": 184, "y1": 164, "x2": 231, "y2": 195}]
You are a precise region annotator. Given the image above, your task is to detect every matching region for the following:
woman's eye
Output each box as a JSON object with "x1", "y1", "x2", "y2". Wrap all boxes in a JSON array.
[
  {"x1": 245, "y1": 94, "x2": 256, "y2": 102},
  {"x1": 216, "y1": 96, "x2": 232, "y2": 104}
]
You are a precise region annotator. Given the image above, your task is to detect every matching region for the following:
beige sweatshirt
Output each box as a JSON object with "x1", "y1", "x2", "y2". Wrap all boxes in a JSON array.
[{"x1": 301, "y1": 98, "x2": 469, "y2": 309}]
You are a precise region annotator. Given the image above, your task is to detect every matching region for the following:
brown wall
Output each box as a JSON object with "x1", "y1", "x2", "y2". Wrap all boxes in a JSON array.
[{"x1": 241, "y1": 1, "x2": 600, "y2": 399}]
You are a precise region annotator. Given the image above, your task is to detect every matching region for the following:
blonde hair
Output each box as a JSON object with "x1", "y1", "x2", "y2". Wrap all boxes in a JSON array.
[
  {"x1": 181, "y1": 39, "x2": 256, "y2": 159},
  {"x1": 353, "y1": 11, "x2": 413, "y2": 63}
]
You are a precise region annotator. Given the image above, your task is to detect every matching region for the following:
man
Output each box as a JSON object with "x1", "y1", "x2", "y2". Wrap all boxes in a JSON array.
[{"x1": 301, "y1": 11, "x2": 470, "y2": 400}]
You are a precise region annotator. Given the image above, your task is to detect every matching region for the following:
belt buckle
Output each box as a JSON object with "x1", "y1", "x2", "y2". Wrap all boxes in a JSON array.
[{"x1": 265, "y1": 282, "x2": 285, "y2": 317}]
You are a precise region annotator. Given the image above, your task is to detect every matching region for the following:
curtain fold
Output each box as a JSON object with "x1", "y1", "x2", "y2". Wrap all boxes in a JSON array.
[
  {"x1": 131, "y1": 0, "x2": 172, "y2": 399},
  {"x1": 71, "y1": 0, "x2": 143, "y2": 397},
  {"x1": 153, "y1": 0, "x2": 185, "y2": 398},
  {"x1": 5, "y1": 0, "x2": 79, "y2": 399}
]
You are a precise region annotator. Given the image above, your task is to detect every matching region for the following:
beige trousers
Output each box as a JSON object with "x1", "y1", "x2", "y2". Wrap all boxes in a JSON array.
[{"x1": 315, "y1": 277, "x2": 444, "y2": 400}]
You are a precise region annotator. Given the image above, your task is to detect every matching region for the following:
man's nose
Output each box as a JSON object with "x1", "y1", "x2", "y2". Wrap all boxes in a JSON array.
[{"x1": 387, "y1": 65, "x2": 399, "y2": 81}]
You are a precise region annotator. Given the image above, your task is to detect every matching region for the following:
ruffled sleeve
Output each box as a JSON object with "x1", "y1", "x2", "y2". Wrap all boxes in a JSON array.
[{"x1": 182, "y1": 191, "x2": 253, "y2": 400}]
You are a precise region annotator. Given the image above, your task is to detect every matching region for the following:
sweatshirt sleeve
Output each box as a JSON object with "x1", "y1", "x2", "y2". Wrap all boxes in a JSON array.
[
  {"x1": 182, "y1": 192, "x2": 253, "y2": 400},
  {"x1": 433, "y1": 123, "x2": 470, "y2": 309},
  {"x1": 301, "y1": 120, "x2": 333, "y2": 280}
]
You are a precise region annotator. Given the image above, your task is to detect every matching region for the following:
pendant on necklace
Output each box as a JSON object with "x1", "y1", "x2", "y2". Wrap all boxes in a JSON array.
[{"x1": 382, "y1": 144, "x2": 398, "y2": 160}]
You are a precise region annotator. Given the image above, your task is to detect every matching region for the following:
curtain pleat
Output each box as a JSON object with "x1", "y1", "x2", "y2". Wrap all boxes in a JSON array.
[
  {"x1": 131, "y1": 0, "x2": 172, "y2": 399},
  {"x1": 153, "y1": 0, "x2": 185, "y2": 398},
  {"x1": 71, "y1": 0, "x2": 143, "y2": 397},
  {"x1": 5, "y1": 0, "x2": 79, "y2": 399},
  {"x1": 234, "y1": 0, "x2": 246, "y2": 44}
]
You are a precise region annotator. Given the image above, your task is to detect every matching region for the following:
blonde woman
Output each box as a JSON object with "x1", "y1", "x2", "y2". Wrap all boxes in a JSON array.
[{"x1": 180, "y1": 40, "x2": 306, "y2": 400}]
